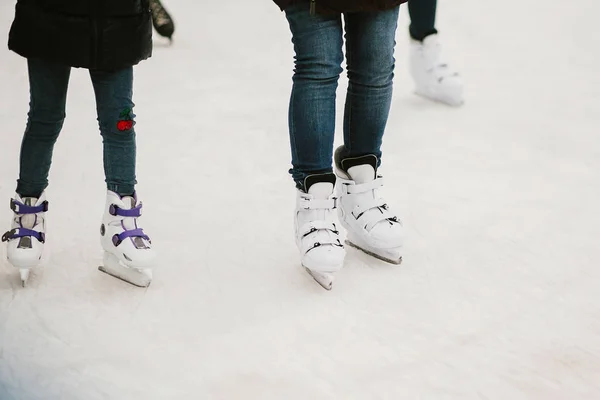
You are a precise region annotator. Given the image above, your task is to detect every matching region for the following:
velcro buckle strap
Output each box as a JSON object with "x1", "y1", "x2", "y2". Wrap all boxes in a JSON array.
[
  {"x1": 345, "y1": 177, "x2": 384, "y2": 195},
  {"x1": 352, "y1": 198, "x2": 387, "y2": 219},
  {"x1": 109, "y1": 203, "x2": 143, "y2": 218},
  {"x1": 299, "y1": 222, "x2": 342, "y2": 254},
  {"x1": 300, "y1": 220, "x2": 338, "y2": 237},
  {"x1": 112, "y1": 228, "x2": 150, "y2": 247},
  {"x1": 10, "y1": 199, "x2": 49, "y2": 215},
  {"x1": 2, "y1": 227, "x2": 45, "y2": 243},
  {"x1": 298, "y1": 197, "x2": 336, "y2": 210},
  {"x1": 365, "y1": 208, "x2": 401, "y2": 231}
]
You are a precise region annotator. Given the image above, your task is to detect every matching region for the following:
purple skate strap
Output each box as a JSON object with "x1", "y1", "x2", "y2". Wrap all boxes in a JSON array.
[
  {"x1": 109, "y1": 203, "x2": 142, "y2": 217},
  {"x1": 2, "y1": 227, "x2": 45, "y2": 243},
  {"x1": 11, "y1": 199, "x2": 48, "y2": 214},
  {"x1": 112, "y1": 228, "x2": 150, "y2": 246}
]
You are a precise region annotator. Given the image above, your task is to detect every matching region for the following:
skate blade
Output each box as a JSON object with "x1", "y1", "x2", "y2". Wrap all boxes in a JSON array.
[
  {"x1": 346, "y1": 240, "x2": 403, "y2": 265},
  {"x1": 20, "y1": 268, "x2": 30, "y2": 287},
  {"x1": 304, "y1": 267, "x2": 333, "y2": 290},
  {"x1": 98, "y1": 265, "x2": 152, "y2": 288}
]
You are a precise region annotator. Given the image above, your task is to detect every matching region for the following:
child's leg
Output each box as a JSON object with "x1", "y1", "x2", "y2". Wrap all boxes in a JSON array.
[
  {"x1": 17, "y1": 58, "x2": 71, "y2": 198},
  {"x1": 4, "y1": 58, "x2": 68, "y2": 284},
  {"x1": 340, "y1": 7, "x2": 400, "y2": 164},
  {"x1": 408, "y1": 0, "x2": 438, "y2": 41},
  {"x1": 284, "y1": 4, "x2": 344, "y2": 190},
  {"x1": 89, "y1": 67, "x2": 137, "y2": 196},
  {"x1": 90, "y1": 67, "x2": 155, "y2": 287}
]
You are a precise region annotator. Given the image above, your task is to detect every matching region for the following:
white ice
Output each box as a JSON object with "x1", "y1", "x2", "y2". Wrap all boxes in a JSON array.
[{"x1": 1, "y1": 0, "x2": 600, "y2": 399}]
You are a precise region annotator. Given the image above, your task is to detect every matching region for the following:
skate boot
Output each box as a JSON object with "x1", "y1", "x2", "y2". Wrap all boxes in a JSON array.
[
  {"x1": 149, "y1": 0, "x2": 175, "y2": 41},
  {"x1": 2, "y1": 193, "x2": 48, "y2": 286},
  {"x1": 410, "y1": 33, "x2": 464, "y2": 106},
  {"x1": 334, "y1": 148, "x2": 404, "y2": 264},
  {"x1": 99, "y1": 191, "x2": 155, "y2": 287},
  {"x1": 295, "y1": 173, "x2": 345, "y2": 290}
]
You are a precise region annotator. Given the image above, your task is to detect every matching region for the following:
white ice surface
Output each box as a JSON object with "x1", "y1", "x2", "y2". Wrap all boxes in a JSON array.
[{"x1": 1, "y1": 0, "x2": 600, "y2": 399}]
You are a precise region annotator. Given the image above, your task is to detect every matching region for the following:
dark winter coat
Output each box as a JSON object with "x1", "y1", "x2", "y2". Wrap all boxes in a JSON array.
[
  {"x1": 273, "y1": 0, "x2": 407, "y2": 14},
  {"x1": 8, "y1": 0, "x2": 153, "y2": 71}
]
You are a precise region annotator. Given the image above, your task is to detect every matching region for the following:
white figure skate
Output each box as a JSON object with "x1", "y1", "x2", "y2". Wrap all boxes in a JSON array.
[
  {"x1": 335, "y1": 150, "x2": 404, "y2": 264},
  {"x1": 99, "y1": 191, "x2": 155, "y2": 287},
  {"x1": 2, "y1": 193, "x2": 48, "y2": 286},
  {"x1": 410, "y1": 34, "x2": 464, "y2": 106},
  {"x1": 295, "y1": 174, "x2": 345, "y2": 290}
]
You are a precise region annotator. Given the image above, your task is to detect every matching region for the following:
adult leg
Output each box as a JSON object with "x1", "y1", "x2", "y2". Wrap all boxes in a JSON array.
[
  {"x1": 339, "y1": 6, "x2": 399, "y2": 164},
  {"x1": 285, "y1": 4, "x2": 344, "y2": 190},
  {"x1": 335, "y1": 8, "x2": 404, "y2": 265},
  {"x1": 285, "y1": 4, "x2": 346, "y2": 288}
]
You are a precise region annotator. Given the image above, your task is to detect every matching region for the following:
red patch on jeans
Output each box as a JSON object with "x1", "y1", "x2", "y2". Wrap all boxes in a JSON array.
[
  {"x1": 117, "y1": 108, "x2": 134, "y2": 131},
  {"x1": 117, "y1": 120, "x2": 133, "y2": 131}
]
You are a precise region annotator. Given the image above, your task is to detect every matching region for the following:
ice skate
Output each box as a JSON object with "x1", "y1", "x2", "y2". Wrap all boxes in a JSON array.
[
  {"x1": 295, "y1": 173, "x2": 345, "y2": 290},
  {"x1": 334, "y1": 148, "x2": 404, "y2": 264},
  {"x1": 410, "y1": 34, "x2": 463, "y2": 107},
  {"x1": 99, "y1": 191, "x2": 155, "y2": 287},
  {"x1": 1, "y1": 193, "x2": 48, "y2": 286},
  {"x1": 149, "y1": 0, "x2": 175, "y2": 42}
]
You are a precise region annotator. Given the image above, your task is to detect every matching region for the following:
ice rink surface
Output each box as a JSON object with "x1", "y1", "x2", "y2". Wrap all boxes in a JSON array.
[{"x1": 1, "y1": 0, "x2": 599, "y2": 399}]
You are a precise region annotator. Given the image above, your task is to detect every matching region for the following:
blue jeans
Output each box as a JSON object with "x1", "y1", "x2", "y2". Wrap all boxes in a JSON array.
[
  {"x1": 17, "y1": 58, "x2": 138, "y2": 198},
  {"x1": 285, "y1": 4, "x2": 399, "y2": 188}
]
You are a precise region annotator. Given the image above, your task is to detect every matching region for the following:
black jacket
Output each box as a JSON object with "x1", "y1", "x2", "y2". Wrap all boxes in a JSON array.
[
  {"x1": 273, "y1": 0, "x2": 407, "y2": 14},
  {"x1": 8, "y1": 0, "x2": 153, "y2": 71}
]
